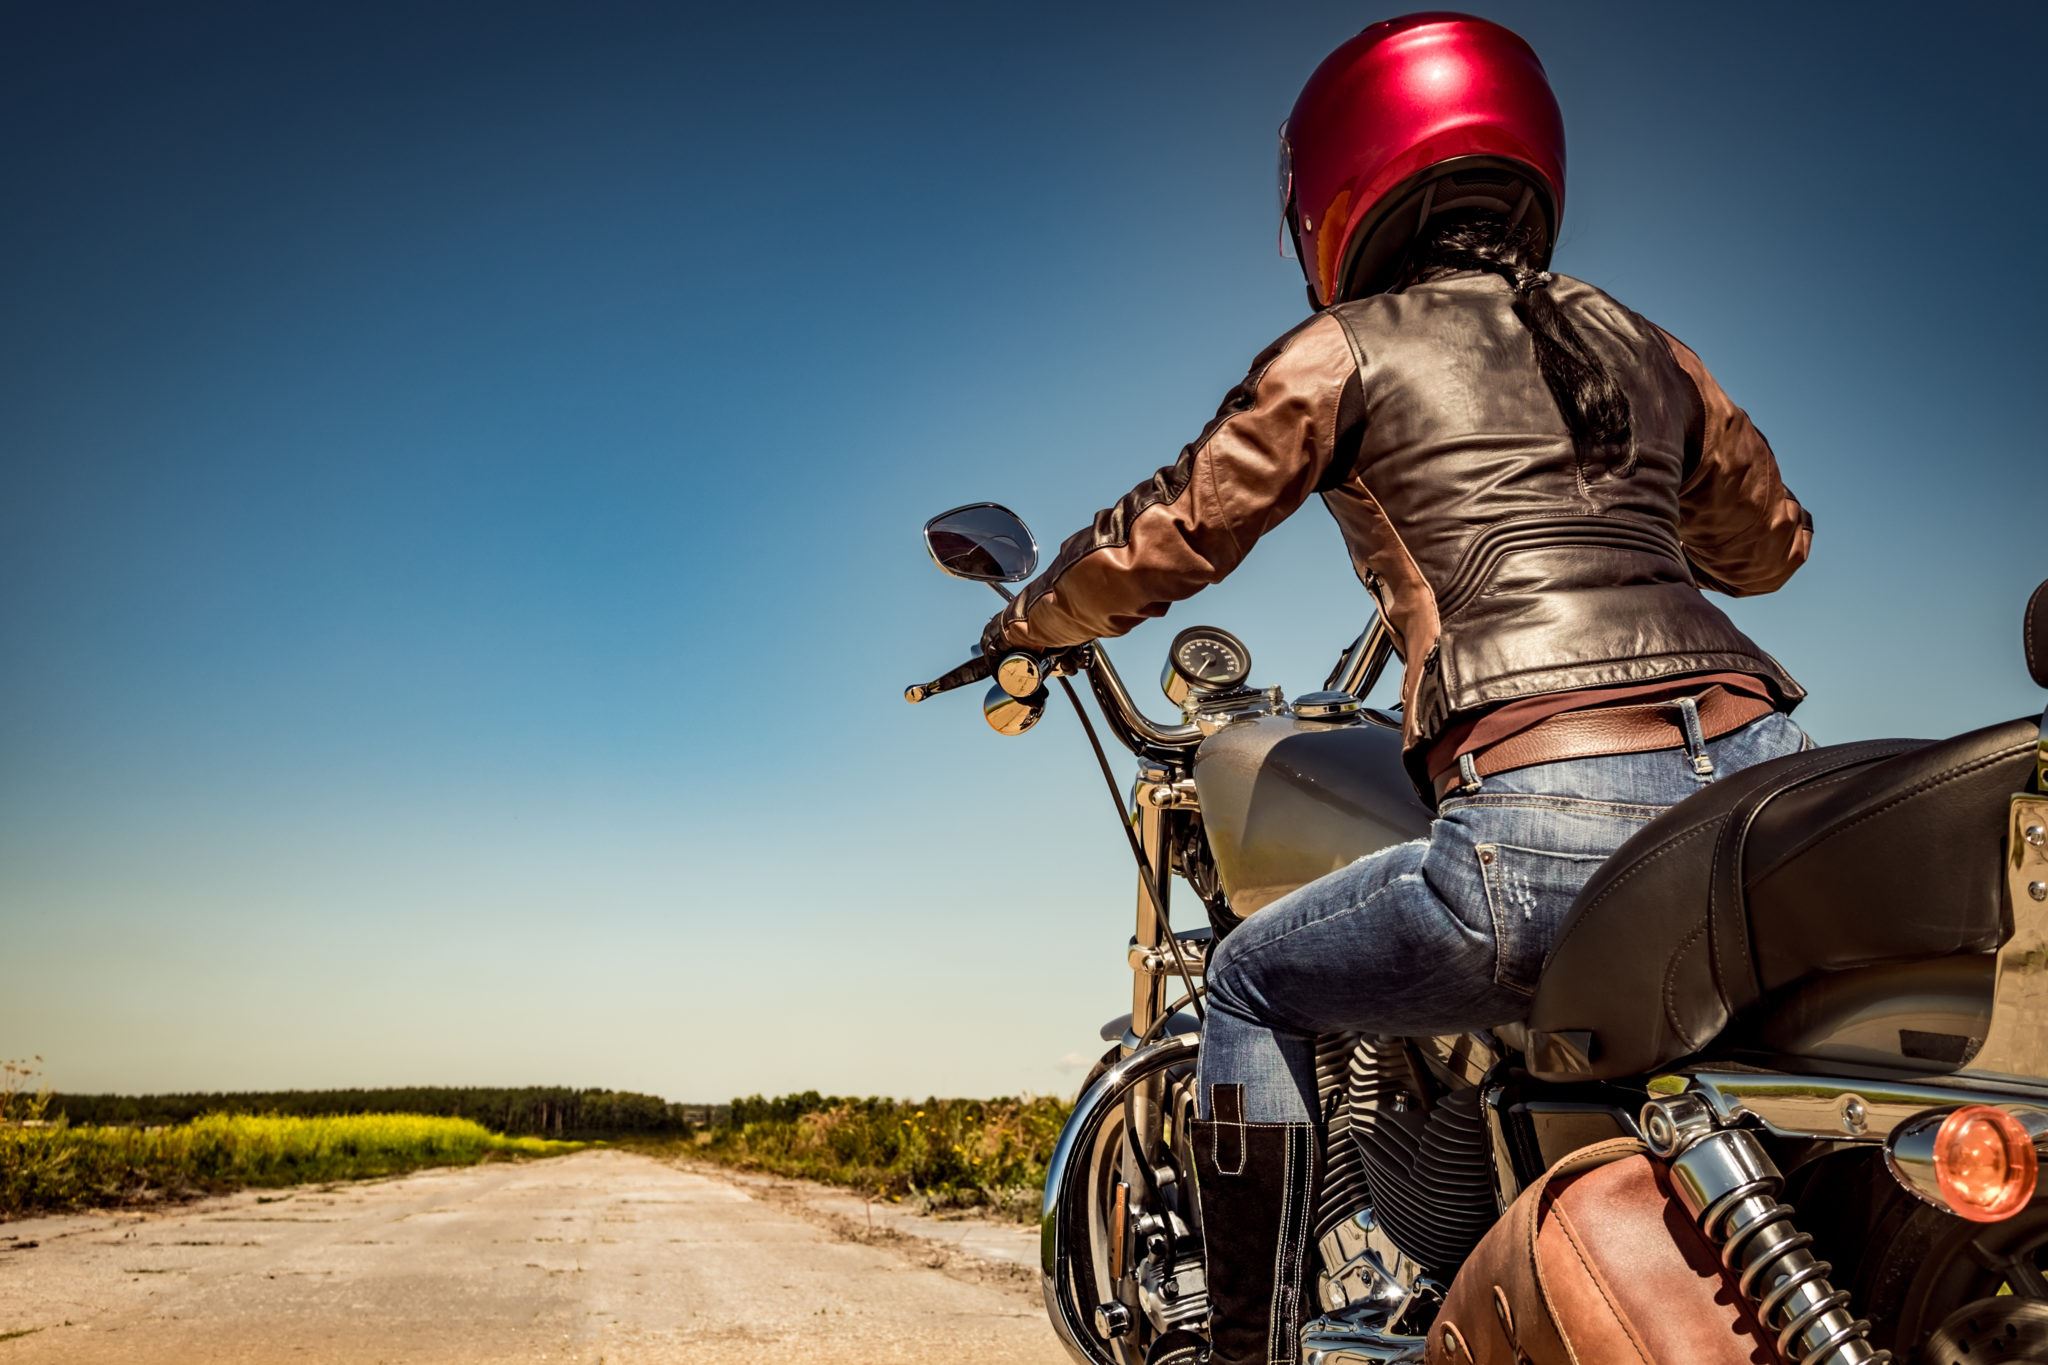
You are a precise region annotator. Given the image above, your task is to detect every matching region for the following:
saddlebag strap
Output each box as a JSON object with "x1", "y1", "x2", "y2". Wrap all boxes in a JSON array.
[{"x1": 1435, "y1": 688, "x2": 1777, "y2": 799}]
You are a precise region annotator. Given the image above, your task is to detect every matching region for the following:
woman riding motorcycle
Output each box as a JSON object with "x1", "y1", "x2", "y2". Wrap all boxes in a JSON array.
[{"x1": 982, "y1": 15, "x2": 1814, "y2": 1363}]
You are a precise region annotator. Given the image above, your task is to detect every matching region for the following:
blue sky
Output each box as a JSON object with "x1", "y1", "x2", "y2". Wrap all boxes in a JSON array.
[{"x1": 4, "y1": 2, "x2": 2044, "y2": 1101}]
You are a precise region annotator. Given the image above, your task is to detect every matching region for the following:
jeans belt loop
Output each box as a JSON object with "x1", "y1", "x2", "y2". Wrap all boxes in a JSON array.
[
  {"x1": 1675, "y1": 695, "x2": 1714, "y2": 776},
  {"x1": 1457, "y1": 751, "x2": 1483, "y2": 794}
]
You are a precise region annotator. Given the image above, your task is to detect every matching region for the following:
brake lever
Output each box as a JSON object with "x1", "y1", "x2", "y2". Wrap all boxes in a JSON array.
[{"x1": 903, "y1": 653, "x2": 994, "y2": 704}]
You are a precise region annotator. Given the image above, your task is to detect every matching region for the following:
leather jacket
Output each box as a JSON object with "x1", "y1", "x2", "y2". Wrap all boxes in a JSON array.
[{"x1": 990, "y1": 272, "x2": 1810, "y2": 789}]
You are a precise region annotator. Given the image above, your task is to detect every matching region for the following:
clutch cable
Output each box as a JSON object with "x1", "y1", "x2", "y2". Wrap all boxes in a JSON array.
[{"x1": 1055, "y1": 672, "x2": 1207, "y2": 1024}]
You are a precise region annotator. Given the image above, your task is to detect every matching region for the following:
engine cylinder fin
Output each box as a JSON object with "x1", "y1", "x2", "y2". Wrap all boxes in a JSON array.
[
  {"x1": 1314, "y1": 1032, "x2": 1376, "y2": 1240},
  {"x1": 1342, "y1": 1038, "x2": 1498, "y2": 1274}
]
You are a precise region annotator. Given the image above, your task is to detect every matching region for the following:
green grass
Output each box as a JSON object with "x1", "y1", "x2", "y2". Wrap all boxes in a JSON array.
[
  {"x1": 48, "y1": 1085, "x2": 702, "y2": 1139},
  {"x1": 680, "y1": 1092, "x2": 1072, "y2": 1221},
  {"x1": 2, "y1": 1107, "x2": 581, "y2": 1221}
]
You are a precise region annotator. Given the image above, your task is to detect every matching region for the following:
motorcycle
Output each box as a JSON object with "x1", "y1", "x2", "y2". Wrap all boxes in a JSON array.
[{"x1": 907, "y1": 501, "x2": 2048, "y2": 1365}]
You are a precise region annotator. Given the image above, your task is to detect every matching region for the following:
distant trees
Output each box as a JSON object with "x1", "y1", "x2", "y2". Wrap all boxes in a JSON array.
[
  {"x1": 728, "y1": 1091, "x2": 844, "y2": 1126},
  {"x1": 47, "y1": 1087, "x2": 713, "y2": 1139}
]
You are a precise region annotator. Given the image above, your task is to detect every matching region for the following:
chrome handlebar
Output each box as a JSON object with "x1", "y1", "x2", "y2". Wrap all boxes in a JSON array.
[
  {"x1": 1071, "y1": 644, "x2": 1203, "y2": 752},
  {"x1": 900, "y1": 641, "x2": 1200, "y2": 750},
  {"x1": 907, "y1": 615, "x2": 1398, "y2": 759},
  {"x1": 1080, "y1": 616, "x2": 1396, "y2": 756},
  {"x1": 903, "y1": 652, "x2": 993, "y2": 704}
]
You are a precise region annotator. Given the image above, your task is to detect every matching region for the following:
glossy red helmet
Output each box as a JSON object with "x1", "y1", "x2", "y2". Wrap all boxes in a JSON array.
[{"x1": 1281, "y1": 13, "x2": 1566, "y2": 306}]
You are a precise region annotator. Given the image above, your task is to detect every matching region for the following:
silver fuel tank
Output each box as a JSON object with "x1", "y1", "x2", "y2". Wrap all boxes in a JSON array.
[{"x1": 1191, "y1": 709, "x2": 1432, "y2": 918}]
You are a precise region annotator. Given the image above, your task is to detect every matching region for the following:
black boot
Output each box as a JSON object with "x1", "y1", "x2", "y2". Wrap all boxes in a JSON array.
[{"x1": 1190, "y1": 1083, "x2": 1319, "y2": 1365}]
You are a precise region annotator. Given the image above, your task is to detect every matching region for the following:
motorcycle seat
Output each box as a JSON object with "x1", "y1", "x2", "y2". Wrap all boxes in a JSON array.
[{"x1": 1523, "y1": 714, "x2": 2041, "y2": 1082}]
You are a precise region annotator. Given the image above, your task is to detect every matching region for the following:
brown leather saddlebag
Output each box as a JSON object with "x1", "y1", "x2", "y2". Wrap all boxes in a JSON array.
[{"x1": 1425, "y1": 1139, "x2": 1775, "y2": 1365}]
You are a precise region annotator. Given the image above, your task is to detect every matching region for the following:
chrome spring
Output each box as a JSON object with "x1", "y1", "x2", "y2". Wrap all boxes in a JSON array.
[
  {"x1": 1709, "y1": 1186, "x2": 1884, "y2": 1364},
  {"x1": 1647, "y1": 1101, "x2": 1892, "y2": 1365}
]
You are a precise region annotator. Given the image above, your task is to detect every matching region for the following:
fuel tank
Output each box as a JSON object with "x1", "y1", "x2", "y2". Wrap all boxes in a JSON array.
[{"x1": 1191, "y1": 709, "x2": 1432, "y2": 918}]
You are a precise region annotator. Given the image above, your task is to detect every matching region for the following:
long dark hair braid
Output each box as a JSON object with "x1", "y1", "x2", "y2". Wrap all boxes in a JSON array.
[{"x1": 1392, "y1": 210, "x2": 1634, "y2": 477}]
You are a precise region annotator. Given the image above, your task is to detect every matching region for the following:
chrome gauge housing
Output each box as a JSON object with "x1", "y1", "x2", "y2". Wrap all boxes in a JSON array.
[{"x1": 1161, "y1": 625, "x2": 1252, "y2": 706}]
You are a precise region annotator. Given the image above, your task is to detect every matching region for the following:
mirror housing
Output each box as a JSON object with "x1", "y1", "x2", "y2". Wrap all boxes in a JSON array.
[{"x1": 924, "y1": 503, "x2": 1038, "y2": 584}]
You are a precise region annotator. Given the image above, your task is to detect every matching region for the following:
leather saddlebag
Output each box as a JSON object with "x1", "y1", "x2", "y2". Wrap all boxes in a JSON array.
[{"x1": 1425, "y1": 1139, "x2": 1775, "y2": 1365}]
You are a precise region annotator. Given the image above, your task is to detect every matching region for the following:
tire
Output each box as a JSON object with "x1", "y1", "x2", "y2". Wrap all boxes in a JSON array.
[
  {"x1": 1852, "y1": 1185, "x2": 2048, "y2": 1362},
  {"x1": 1072, "y1": 1047, "x2": 1146, "y2": 1365},
  {"x1": 1065, "y1": 1045, "x2": 1203, "y2": 1365}
]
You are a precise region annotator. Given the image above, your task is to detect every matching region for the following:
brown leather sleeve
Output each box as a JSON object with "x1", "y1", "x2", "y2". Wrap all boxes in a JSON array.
[
  {"x1": 1657, "y1": 327, "x2": 1813, "y2": 598},
  {"x1": 993, "y1": 313, "x2": 1362, "y2": 650},
  {"x1": 1654, "y1": 327, "x2": 1818, "y2": 601}
]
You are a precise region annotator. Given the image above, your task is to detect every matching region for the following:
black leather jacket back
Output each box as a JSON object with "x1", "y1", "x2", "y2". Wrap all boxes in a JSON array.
[
  {"x1": 1324, "y1": 275, "x2": 1805, "y2": 770},
  {"x1": 994, "y1": 272, "x2": 1811, "y2": 785}
]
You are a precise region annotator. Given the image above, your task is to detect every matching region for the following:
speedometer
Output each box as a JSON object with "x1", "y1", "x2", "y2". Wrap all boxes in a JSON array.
[{"x1": 1168, "y1": 625, "x2": 1252, "y2": 692}]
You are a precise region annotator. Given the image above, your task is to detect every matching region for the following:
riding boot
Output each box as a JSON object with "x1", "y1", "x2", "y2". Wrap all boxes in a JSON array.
[{"x1": 1190, "y1": 1084, "x2": 1319, "y2": 1365}]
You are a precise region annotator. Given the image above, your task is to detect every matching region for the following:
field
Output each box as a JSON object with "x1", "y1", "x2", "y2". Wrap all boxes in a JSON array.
[
  {"x1": 47, "y1": 1084, "x2": 703, "y2": 1139},
  {"x1": 687, "y1": 1091, "x2": 1071, "y2": 1220},
  {"x1": 1, "y1": 1064, "x2": 581, "y2": 1220},
  {"x1": 3, "y1": 1066, "x2": 1074, "y2": 1224},
  {"x1": 1, "y1": 1110, "x2": 580, "y2": 1220}
]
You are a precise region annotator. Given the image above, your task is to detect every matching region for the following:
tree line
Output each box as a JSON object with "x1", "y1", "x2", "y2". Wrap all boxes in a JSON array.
[
  {"x1": 48, "y1": 1086, "x2": 725, "y2": 1138},
  {"x1": 726, "y1": 1091, "x2": 905, "y2": 1127}
]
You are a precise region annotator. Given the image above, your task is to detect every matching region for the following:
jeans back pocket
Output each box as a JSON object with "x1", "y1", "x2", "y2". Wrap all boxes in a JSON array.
[{"x1": 1476, "y1": 842, "x2": 1613, "y2": 996}]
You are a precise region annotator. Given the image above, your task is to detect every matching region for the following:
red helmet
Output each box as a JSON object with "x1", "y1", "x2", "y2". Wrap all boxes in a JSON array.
[{"x1": 1281, "y1": 13, "x2": 1566, "y2": 306}]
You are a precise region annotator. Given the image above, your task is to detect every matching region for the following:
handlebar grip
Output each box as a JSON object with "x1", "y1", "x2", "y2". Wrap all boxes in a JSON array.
[{"x1": 904, "y1": 653, "x2": 993, "y2": 704}]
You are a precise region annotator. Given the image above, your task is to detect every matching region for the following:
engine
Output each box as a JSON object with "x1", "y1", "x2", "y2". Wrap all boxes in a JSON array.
[{"x1": 1323, "y1": 1037, "x2": 1497, "y2": 1278}]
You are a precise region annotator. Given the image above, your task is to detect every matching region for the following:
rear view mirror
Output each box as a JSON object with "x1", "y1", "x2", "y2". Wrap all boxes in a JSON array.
[{"x1": 923, "y1": 503, "x2": 1038, "y2": 584}]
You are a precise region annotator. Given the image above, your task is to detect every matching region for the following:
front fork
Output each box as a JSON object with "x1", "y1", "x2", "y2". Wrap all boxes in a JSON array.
[
  {"x1": 1124, "y1": 763, "x2": 1181, "y2": 1171},
  {"x1": 1055, "y1": 765, "x2": 1211, "y2": 1359},
  {"x1": 1125, "y1": 762, "x2": 1211, "y2": 1141}
]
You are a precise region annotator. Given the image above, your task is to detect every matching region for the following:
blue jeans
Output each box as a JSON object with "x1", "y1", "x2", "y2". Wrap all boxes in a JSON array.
[{"x1": 1196, "y1": 709, "x2": 1810, "y2": 1123}]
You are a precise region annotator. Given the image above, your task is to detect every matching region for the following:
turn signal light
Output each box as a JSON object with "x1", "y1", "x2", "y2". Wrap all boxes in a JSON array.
[
  {"x1": 1933, "y1": 1105, "x2": 2037, "y2": 1223},
  {"x1": 1886, "y1": 1103, "x2": 2042, "y2": 1224}
]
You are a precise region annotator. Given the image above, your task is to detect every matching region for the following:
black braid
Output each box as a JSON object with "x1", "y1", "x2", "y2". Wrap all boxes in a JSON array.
[{"x1": 1395, "y1": 212, "x2": 1634, "y2": 478}]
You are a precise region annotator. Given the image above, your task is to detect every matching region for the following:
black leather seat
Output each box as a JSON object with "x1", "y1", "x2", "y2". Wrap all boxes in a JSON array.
[{"x1": 1524, "y1": 715, "x2": 2040, "y2": 1081}]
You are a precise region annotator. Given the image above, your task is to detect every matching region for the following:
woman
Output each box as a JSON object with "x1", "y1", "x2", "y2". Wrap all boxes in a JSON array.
[{"x1": 982, "y1": 15, "x2": 1813, "y2": 1363}]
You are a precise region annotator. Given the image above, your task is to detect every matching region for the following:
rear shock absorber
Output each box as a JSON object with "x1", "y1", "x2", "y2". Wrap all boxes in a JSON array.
[{"x1": 1641, "y1": 1095, "x2": 1892, "y2": 1365}]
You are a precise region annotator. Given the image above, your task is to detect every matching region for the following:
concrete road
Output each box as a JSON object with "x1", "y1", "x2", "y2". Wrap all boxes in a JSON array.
[{"x1": 0, "y1": 1149, "x2": 1066, "y2": 1364}]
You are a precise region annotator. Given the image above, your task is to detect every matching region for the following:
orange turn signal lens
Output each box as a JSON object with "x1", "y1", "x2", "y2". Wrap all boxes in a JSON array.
[{"x1": 1933, "y1": 1105, "x2": 2038, "y2": 1223}]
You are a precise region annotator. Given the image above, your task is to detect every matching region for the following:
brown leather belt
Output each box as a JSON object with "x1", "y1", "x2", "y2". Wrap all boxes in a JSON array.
[{"x1": 1433, "y1": 689, "x2": 1777, "y2": 800}]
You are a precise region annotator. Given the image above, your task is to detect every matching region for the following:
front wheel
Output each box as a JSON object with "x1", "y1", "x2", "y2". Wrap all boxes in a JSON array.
[{"x1": 1046, "y1": 1037, "x2": 1204, "y2": 1365}]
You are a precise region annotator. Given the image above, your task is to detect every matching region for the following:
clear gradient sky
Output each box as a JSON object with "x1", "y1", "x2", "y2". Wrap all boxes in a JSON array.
[{"x1": 4, "y1": 2, "x2": 2044, "y2": 1102}]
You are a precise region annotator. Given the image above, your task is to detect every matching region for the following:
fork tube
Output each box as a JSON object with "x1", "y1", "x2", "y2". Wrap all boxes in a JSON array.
[
  {"x1": 1128, "y1": 763, "x2": 1171, "y2": 1053},
  {"x1": 1125, "y1": 765, "x2": 1175, "y2": 1175}
]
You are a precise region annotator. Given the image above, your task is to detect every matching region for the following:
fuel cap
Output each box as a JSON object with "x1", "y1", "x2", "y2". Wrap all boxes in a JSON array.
[{"x1": 1293, "y1": 690, "x2": 1361, "y2": 722}]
